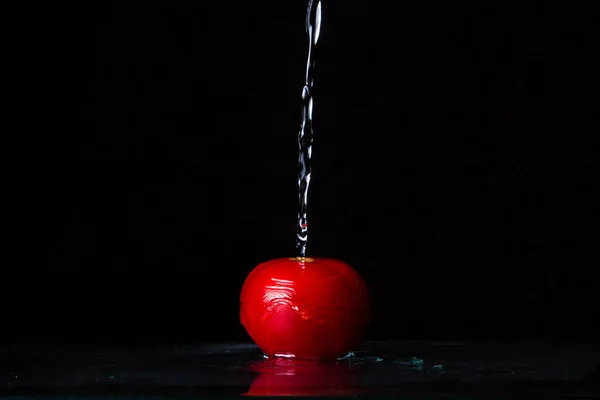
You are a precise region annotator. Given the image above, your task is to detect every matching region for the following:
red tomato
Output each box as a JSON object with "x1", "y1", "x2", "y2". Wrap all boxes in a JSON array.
[{"x1": 240, "y1": 257, "x2": 370, "y2": 360}]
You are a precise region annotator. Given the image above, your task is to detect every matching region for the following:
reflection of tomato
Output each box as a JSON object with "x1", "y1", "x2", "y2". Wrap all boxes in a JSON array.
[
  {"x1": 245, "y1": 358, "x2": 360, "y2": 396},
  {"x1": 240, "y1": 257, "x2": 370, "y2": 360}
]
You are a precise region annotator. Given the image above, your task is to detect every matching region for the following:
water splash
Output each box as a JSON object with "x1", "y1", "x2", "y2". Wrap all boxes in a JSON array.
[{"x1": 296, "y1": 0, "x2": 322, "y2": 257}]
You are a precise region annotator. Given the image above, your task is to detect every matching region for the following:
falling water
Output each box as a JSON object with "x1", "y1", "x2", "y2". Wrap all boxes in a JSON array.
[{"x1": 296, "y1": 0, "x2": 322, "y2": 258}]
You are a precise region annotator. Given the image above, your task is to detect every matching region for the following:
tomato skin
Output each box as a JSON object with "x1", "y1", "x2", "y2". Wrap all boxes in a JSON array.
[{"x1": 240, "y1": 257, "x2": 370, "y2": 360}]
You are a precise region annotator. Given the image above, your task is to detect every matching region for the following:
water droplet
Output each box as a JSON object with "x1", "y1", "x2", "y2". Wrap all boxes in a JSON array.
[{"x1": 313, "y1": 1, "x2": 322, "y2": 45}]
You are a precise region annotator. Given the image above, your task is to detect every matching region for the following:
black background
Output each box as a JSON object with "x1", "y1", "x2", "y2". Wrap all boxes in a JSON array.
[{"x1": 11, "y1": 1, "x2": 598, "y2": 343}]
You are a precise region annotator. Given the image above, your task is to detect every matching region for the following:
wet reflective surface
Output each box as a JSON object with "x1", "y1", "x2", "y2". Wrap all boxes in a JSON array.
[{"x1": 1, "y1": 342, "x2": 599, "y2": 398}]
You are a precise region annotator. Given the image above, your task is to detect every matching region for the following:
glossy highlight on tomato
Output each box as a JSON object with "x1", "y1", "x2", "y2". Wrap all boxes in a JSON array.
[{"x1": 240, "y1": 257, "x2": 370, "y2": 360}]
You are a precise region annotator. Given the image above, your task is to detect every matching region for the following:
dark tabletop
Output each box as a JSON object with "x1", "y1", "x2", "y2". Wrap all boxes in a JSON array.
[{"x1": 1, "y1": 342, "x2": 599, "y2": 398}]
